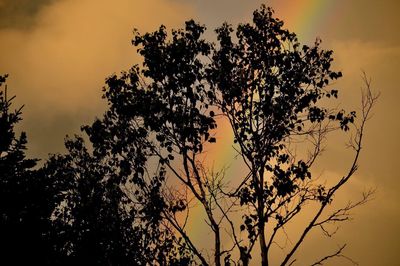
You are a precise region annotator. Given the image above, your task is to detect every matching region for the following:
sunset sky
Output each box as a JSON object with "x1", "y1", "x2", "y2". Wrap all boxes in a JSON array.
[{"x1": 0, "y1": 0, "x2": 399, "y2": 265}]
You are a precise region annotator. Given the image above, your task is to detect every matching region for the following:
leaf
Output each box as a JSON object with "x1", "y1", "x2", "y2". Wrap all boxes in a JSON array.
[{"x1": 208, "y1": 137, "x2": 216, "y2": 143}]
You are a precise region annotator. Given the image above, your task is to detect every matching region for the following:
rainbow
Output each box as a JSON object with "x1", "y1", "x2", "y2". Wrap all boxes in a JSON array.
[
  {"x1": 182, "y1": 0, "x2": 337, "y2": 250},
  {"x1": 274, "y1": 0, "x2": 338, "y2": 42}
]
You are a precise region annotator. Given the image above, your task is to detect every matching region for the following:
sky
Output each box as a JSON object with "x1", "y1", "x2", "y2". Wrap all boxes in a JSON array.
[{"x1": 0, "y1": 0, "x2": 399, "y2": 265}]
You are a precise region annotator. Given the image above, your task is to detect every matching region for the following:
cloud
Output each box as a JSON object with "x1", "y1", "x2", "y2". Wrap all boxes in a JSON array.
[
  {"x1": 0, "y1": 0, "x2": 57, "y2": 29},
  {"x1": 0, "y1": 0, "x2": 193, "y2": 157},
  {"x1": 332, "y1": 40, "x2": 400, "y2": 76},
  {"x1": 315, "y1": 39, "x2": 400, "y2": 265}
]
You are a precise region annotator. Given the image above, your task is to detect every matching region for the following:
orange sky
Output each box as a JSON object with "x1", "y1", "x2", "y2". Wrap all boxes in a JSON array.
[{"x1": 0, "y1": 0, "x2": 399, "y2": 265}]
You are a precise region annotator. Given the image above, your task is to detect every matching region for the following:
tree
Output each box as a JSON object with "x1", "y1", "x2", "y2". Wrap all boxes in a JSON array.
[
  {"x1": 99, "y1": 5, "x2": 378, "y2": 265},
  {"x1": 44, "y1": 111, "x2": 193, "y2": 265},
  {"x1": 0, "y1": 74, "x2": 59, "y2": 264},
  {"x1": 103, "y1": 19, "x2": 221, "y2": 266},
  {"x1": 209, "y1": 7, "x2": 378, "y2": 265},
  {"x1": 0, "y1": 75, "x2": 188, "y2": 265}
]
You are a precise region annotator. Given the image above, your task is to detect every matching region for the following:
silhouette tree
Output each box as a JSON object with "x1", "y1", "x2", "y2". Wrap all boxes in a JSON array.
[
  {"x1": 209, "y1": 7, "x2": 378, "y2": 265},
  {"x1": 0, "y1": 75, "x2": 59, "y2": 264},
  {"x1": 102, "y1": 20, "x2": 223, "y2": 266},
  {"x1": 100, "y1": 5, "x2": 378, "y2": 265},
  {"x1": 44, "y1": 109, "x2": 194, "y2": 265}
]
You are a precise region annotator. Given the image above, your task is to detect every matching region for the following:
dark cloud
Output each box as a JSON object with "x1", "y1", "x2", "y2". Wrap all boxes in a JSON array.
[{"x1": 0, "y1": 0, "x2": 58, "y2": 29}]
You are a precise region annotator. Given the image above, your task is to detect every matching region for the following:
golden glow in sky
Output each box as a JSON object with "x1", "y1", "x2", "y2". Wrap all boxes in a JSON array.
[{"x1": 0, "y1": 0, "x2": 399, "y2": 264}]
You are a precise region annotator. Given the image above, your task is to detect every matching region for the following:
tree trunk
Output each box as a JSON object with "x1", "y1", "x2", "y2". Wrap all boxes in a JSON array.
[
  {"x1": 259, "y1": 223, "x2": 269, "y2": 266},
  {"x1": 256, "y1": 168, "x2": 268, "y2": 266},
  {"x1": 214, "y1": 226, "x2": 221, "y2": 266}
]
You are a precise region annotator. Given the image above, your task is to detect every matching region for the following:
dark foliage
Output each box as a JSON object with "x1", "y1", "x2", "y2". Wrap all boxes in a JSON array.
[
  {"x1": 208, "y1": 6, "x2": 357, "y2": 264},
  {"x1": 44, "y1": 109, "x2": 193, "y2": 265},
  {"x1": 0, "y1": 75, "x2": 58, "y2": 264}
]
